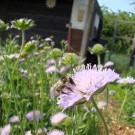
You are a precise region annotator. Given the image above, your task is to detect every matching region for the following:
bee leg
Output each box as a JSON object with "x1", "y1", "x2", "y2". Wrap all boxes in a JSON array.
[
  {"x1": 66, "y1": 87, "x2": 73, "y2": 92},
  {"x1": 61, "y1": 91, "x2": 67, "y2": 94},
  {"x1": 69, "y1": 78, "x2": 75, "y2": 85}
]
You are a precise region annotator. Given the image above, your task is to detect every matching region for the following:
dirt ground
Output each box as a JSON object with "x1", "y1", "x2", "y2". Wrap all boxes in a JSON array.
[{"x1": 106, "y1": 100, "x2": 135, "y2": 135}]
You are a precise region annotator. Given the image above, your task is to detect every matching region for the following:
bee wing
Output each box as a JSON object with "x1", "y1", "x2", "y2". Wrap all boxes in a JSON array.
[{"x1": 50, "y1": 86, "x2": 56, "y2": 100}]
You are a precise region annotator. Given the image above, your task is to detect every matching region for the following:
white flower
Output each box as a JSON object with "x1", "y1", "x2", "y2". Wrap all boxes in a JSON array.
[
  {"x1": 9, "y1": 115, "x2": 19, "y2": 123},
  {"x1": 47, "y1": 129, "x2": 65, "y2": 135},
  {"x1": 57, "y1": 64, "x2": 119, "y2": 109},
  {"x1": 50, "y1": 112, "x2": 67, "y2": 125},
  {"x1": 1, "y1": 124, "x2": 11, "y2": 135},
  {"x1": 97, "y1": 100, "x2": 107, "y2": 110},
  {"x1": 117, "y1": 76, "x2": 135, "y2": 84},
  {"x1": 45, "y1": 37, "x2": 52, "y2": 41},
  {"x1": 25, "y1": 130, "x2": 32, "y2": 135}
]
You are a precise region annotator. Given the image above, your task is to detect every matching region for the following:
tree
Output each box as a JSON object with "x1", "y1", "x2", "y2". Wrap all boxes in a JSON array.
[{"x1": 101, "y1": 6, "x2": 135, "y2": 54}]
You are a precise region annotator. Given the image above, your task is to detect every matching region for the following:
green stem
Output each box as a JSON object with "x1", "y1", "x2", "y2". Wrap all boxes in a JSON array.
[
  {"x1": 12, "y1": 30, "x2": 25, "y2": 75},
  {"x1": 104, "y1": 87, "x2": 109, "y2": 116},
  {"x1": 97, "y1": 54, "x2": 101, "y2": 67},
  {"x1": 22, "y1": 30, "x2": 25, "y2": 47},
  {"x1": 91, "y1": 97, "x2": 108, "y2": 135},
  {"x1": 118, "y1": 88, "x2": 128, "y2": 120}
]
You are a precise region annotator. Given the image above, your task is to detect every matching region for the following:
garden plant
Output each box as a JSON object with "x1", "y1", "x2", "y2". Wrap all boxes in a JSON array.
[{"x1": 0, "y1": 18, "x2": 135, "y2": 135}]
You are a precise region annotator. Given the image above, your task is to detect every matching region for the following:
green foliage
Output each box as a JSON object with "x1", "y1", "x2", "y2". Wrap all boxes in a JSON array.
[
  {"x1": 0, "y1": 19, "x2": 9, "y2": 32},
  {"x1": 101, "y1": 6, "x2": 135, "y2": 54},
  {"x1": 0, "y1": 17, "x2": 135, "y2": 135}
]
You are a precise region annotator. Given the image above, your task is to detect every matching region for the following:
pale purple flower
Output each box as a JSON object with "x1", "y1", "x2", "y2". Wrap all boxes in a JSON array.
[
  {"x1": 104, "y1": 61, "x2": 114, "y2": 68},
  {"x1": 46, "y1": 59, "x2": 55, "y2": 66},
  {"x1": 46, "y1": 66, "x2": 58, "y2": 73},
  {"x1": 26, "y1": 110, "x2": 44, "y2": 121},
  {"x1": 18, "y1": 67, "x2": 28, "y2": 74},
  {"x1": 97, "y1": 100, "x2": 107, "y2": 110},
  {"x1": 22, "y1": 74, "x2": 28, "y2": 78},
  {"x1": 50, "y1": 112, "x2": 67, "y2": 125},
  {"x1": 47, "y1": 129, "x2": 65, "y2": 135},
  {"x1": 57, "y1": 92, "x2": 83, "y2": 109},
  {"x1": 30, "y1": 36, "x2": 34, "y2": 40},
  {"x1": 117, "y1": 76, "x2": 135, "y2": 84},
  {"x1": 57, "y1": 64, "x2": 119, "y2": 109},
  {"x1": 59, "y1": 65, "x2": 70, "y2": 73},
  {"x1": 9, "y1": 115, "x2": 19, "y2": 123},
  {"x1": 18, "y1": 67, "x2": 24, "y2": 73},
  {"x1": 19, "y1": 58, "x2": 25, "y2": 63},
  {"x1": 1, "y1": 124, "x2": 11, "y2": 135}
]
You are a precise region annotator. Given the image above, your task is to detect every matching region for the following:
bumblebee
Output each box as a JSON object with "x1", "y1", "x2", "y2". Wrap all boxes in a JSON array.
[{"x1": 53, "y1": 76, "x2": 76, "y2": 95}]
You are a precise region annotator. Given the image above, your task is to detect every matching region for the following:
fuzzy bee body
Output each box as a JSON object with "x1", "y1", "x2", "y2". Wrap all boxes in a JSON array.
[{"x1": 53, "y1": 76, "x2": 76, "y2": 95}]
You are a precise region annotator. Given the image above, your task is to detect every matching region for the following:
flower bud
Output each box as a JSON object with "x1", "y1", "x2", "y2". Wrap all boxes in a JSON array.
[
  {"x1": 49, "y1": 48, "x2": 63, "y2": 59},
  {"x1": 61, "y1": 53, "x2": 79, "y2": 65},
  {"x1": 11, "y1": 18, "x2": 35, "y2": 31},
  {"x1": 89, "y1": 44, "x2": 105, "y2": 55},
  {"x1": 24, "y1": 41, "x2": 36, "y2": 52}
]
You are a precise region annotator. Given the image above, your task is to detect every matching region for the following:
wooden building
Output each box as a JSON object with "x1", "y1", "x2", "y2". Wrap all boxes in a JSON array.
[{"x1": 0, "y1": 0, "x2": 102, "y2": 57}]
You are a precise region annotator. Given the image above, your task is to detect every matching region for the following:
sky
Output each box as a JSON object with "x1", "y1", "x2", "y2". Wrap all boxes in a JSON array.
[{"x1": 98, "y1": 0, "x2": 135, "y2": 13}]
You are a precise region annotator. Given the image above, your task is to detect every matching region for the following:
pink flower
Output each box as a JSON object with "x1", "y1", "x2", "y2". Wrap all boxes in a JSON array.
[
  {"x1": 1, "y1": 124, "x2": 11, "y2": 135},
  {"x1": 57, "y1": 64, "x2": 119, "y2": 109},
  {"x1": 9, "y1": 115, "x2": 19, "y2": 123},
  {"x1": 104, "y1": 61, "x2": 114, "y2": 68},
  {"x1": 47, "y1": 129, "x2": 65, "y2": 135},
  {"x1": 50, "y1": 112, "x2": 67, "y2": 125}
]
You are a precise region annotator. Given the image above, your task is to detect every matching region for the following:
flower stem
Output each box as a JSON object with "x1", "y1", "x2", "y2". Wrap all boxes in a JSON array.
[
  {"x1": 22, "y1": 30, "x2": 25, "y2": 46},
  {"x1": 97, "y1": 54, "x2": 101, "y2": 67},
  {"x1": 118, "y1": 88, "x2": 128, "y2": 120},
  {"x1": 91, "y1": 97, "x2": 108, "y2": 135}
]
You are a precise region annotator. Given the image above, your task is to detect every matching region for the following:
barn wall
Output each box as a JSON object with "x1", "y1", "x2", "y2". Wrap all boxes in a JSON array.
[{"x1": 0, "y1": 0, "x2": 73, "y2": 46}]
